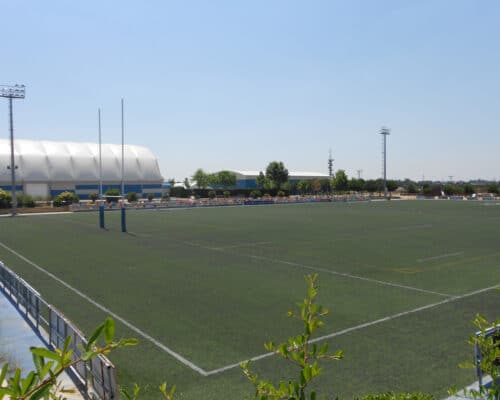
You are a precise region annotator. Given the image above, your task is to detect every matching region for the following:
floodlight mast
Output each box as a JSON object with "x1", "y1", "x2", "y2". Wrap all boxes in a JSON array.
[
  {"x1": 379, "y1": 126, "x2": 390, "y2": 198},
  {"x1": 0, "y1": 84, "x2": 26, "y2": 217}
]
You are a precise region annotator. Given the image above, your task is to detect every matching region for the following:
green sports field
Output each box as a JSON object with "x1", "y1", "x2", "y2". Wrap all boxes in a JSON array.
[{"x1": 0, "y1": 200, "x2": 499, "y2": 399}]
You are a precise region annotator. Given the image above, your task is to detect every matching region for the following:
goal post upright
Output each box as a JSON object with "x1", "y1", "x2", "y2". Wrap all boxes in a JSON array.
[
  {"x1": 98, "y1": 108, "x2": 105, "y2": 229},
  {"x1": 120, "y1": 98, "x2": 127, "y2": 233}
]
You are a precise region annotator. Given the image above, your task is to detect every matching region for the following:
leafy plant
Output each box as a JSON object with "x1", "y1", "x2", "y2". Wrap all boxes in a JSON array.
[
  {"x1": 0, "y1": 318, "x2": 137, "y2": 400},
  {"x1": 0, "y1": 189, "x2": 12, "y2": 208},
  {"x1": 89, "y1": 193, "x2": 99, "y2": 203},
  {"x1": 249, "y1": 190, "x2": 261, "y2": 199},
  {"x1": 357, "y1": 393, "x2": 435, "y2": 400},
  {"x1": 453, "y1": 313, "x2": 500, "y2": 400},
  {"x1": 53, "y1": 192, "x2": 79, "y2": 207},
  {"x1": 241, "y1": 274, "x2": 343, "y2": 400},
  {"x1": 208, "y1": 190, "x2": 216, "y2": 199}
]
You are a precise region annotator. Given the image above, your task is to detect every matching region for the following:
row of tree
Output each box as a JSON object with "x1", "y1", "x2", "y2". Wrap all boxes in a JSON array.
[{"x1": 168, "y1": 162, "x2": 500, "y2": 197}]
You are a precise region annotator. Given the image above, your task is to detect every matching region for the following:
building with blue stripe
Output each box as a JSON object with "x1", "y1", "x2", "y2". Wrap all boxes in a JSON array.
[{"x1": 0, "y1": 139, "x2": 163, "y2": 199}]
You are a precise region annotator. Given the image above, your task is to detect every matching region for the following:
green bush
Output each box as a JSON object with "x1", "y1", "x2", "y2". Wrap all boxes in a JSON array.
[
  {"x1": 17, "y1": 194, "x2": 35, "y2": 208},
  {"x1": 208, "y1": 190, "x2": 216, "y2": 199},
  {"x1": 0, "y1": 189, "x2": 12, "y2": 208},
  {"x1": 277, "y1": 190, "x2": 285, "y2": 197},
  {"x1": 127, "y1": 192, "x2": 138, "y2": 203},
  {"x1": 249, "y1": 190, "x2": 261, "y2": 199},
  {"x1": 357, "y1": 393, "x2": 435, "y2": 400},
  {"x1": 223, "y1": 190, "x2": 230, "y2": 198},
  {"x1": 105, "y1": 188, "x2": 120, "y2": 203},
  {"x1": 53, "y1": 191, "x2": 79, "y2": 207},
  {"x1": 147, "y1": 193, "x2": 154, "y2": 201},
  {"x1": 89, "y1": 193, "x2": 99, "y2": 203}
]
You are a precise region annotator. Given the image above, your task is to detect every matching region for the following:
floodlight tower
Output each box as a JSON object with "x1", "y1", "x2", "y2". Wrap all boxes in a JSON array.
[
  {"x1": 357, "y1": 169, "x2": 363, "y2": 179},
  {"x1": 0, "y1": 84, "x2": 26, "y2": 216},
  {"x1": 328, "y1": 148, "x2": 334, "y2": 178},
  {"x1": 379, "y1": 126, "x2": 390, "y2": 198}
]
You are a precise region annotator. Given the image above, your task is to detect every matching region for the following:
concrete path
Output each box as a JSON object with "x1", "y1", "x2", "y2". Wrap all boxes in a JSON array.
[{"x1": 0, "y1": 292, "x2": 82, "y2": 399}]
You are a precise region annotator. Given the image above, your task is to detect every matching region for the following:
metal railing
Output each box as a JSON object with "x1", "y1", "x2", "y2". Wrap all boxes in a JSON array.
[{"x1": 0, "y1": 261, "x2": 117, "y2": 400}]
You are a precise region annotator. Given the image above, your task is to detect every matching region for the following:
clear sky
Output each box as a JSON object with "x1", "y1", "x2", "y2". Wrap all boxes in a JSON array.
[{"x1": 1, "y1": 1, "x2": 499, "y2": 182}]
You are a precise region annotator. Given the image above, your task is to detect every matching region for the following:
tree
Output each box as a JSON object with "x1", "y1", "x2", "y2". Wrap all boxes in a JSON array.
[
  {"x1": 311, "y1": 179, "x2": 321, "y2": 193},
  {"x1": 487, "y1": 184, "x2": 499, "y2": 195},
  {"x1": 256, "y1": 172, "x2": 267, "y2": 190},
  {"x1": 319, "y1": 179, "x2": 332, "y2": 193},
  {"x1": 463, "y1": 183, "x2": 475, "y2": 196},
  {"x1": 216, "y1": 170, "x2": 237, "y2": 188},
  {"x1": 364, "y1": 179, "x2": 379, "y2": 194},
  {"x1": 349, "y1": 178, "x2": 365, "y2": 192},
  {"x1": 192, "y1": 169, "x2": 209, "y2": 189},
  {"x1": 183, "y1": 177, "x2": 191, "y2": 190},
  {"x1": 265, "y1": 161, "x2": 289, "y2": 190},
  {"x1": 297, "y1": 180, "x2": 310, "y2": 195},
  {"x1": 406, "y1": 183, "x2": 419, "y2": 194},
  {"x1": 386, "y1": 180, "x2": 398, "y2": 193},
  {"x1": 333, "y1": 169, "x2": 349, "y2": 192}
]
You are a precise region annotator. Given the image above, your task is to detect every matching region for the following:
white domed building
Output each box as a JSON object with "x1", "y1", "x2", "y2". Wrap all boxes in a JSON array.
[{"x1": 0, "y1": 139, "x2": 164, "y2": 199}]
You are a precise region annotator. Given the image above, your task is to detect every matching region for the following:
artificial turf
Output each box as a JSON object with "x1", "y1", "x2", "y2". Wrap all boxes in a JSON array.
[{"x1": 0, "y1": 200, "x2": 498, "y2": 399}]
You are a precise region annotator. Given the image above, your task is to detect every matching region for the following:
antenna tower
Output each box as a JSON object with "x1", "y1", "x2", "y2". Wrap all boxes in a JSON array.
[{"x1": 328, "y1": 148, "x2": 334, "y2": 178}]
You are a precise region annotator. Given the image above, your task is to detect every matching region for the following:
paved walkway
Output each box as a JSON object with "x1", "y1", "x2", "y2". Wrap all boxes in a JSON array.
[{"x1": 0, "y1": 292, "x2": 82, "y2": 399}]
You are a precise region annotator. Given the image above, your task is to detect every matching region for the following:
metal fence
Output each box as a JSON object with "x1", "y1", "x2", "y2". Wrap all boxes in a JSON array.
[
  {"x1": 0, "y1": 261, "x2": 117, "y2": 400},
  {"x1": 475, "y1": 323, "x2": 500, "y2": 388}
]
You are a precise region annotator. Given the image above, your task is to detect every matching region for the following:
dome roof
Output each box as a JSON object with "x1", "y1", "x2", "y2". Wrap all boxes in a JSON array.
[{"x1": 0, "y1": 139, "x2": 163, "y2": 183}]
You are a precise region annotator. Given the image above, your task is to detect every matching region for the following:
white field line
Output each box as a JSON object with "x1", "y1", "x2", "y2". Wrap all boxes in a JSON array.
[
  {"x1": 172, "y1": 239, "x2": 454, "y2": 298},
  {"x1": 0, "y1": 240, "x2": 209, "y2": 376},
  {"x1": 417, "y1": 252, "x2": 464, "y2": 263},
  {"x1": 204, "y1": 283, "x2": 500, "y2": 376},
  {"x1": 214, "y1": 241, "x2": 273, "y2": 250},
  {"x1": 396, "y1": 224, "x2": 433, "y2": 231},
  {"x1": 240, "y1": 253, "x2": 453, "y2": 298}
]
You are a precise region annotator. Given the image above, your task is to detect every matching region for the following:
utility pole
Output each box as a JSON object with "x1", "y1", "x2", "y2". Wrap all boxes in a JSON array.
[
  {"x1": 379, "y1": 127, "x2": 390, "y2": 198},
  {"x1": 357, "y1": 169, "x2": 363, "y2": 180},
  {"x1": 0, "y1": 84, "x2": 26, "y2": 216}
]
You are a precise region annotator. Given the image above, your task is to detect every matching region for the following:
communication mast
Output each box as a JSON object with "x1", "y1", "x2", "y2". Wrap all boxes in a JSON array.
[{"x1": 328, "y1": 148, "x2": 334, "y2": 178}]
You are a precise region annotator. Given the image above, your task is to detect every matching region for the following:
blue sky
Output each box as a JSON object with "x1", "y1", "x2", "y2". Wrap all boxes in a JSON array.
[{"x1": 1, "y1": 1, "x2": 499, "y2": 182}]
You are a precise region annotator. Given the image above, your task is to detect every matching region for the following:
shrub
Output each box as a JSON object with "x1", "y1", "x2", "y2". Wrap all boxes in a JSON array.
[
  {"x1": 277, "y1": 190, "x2": 285, "y2": 197},
  {"x1": 147, "y1": 193, "x2": 154, "y2": 202},
  {"x1": 17, "y1": 194, "x2": 35, "y2": 208},
  {"x1": 249, "y1": 190, "x2": 261, "y2": 199},
  {"x1": 53, "y1": 191, "x2": 79, "y2": 207},
  {"x1": 358, "y1": 393, "x2": 435, "y2": 400},
  {"x1": 127, "y1": 192, "x2": 138, "y2": 203},
  {"x1": 0, "y1": 189, "x2": 12, "y2": 208},
  {"x1": 89, "y1": 193, "x2": 99, "y2": 203},
  {"x1": 208, "y1": 190, "x2": 216, "y2": 199},
  {"x1": 105, "y1": 188, "x2": 120, "y2": 203},
  {"x1": 223, "y1": 190, "x2": 230, "y2": 198}
]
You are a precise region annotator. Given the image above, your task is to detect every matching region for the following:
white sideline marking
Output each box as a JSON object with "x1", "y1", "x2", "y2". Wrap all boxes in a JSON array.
[
  {"x1": 204, "y1": 283, "x2": 500, "y2": 376},
  {"x1": 173, "y1": 238, "x2": 453, "y2": 298},
  {"x1": 0, "y1": 240, "x2": 209, "y2": 376},
  {"x1": 214, "y1": 241, "x2": 272, "y2": 250},
  {"x1": 417, "y1": 252, "x2": 464, "y2": 263},
  {"x1": 237, "y1": 253, "x2": 453, "y2": 298}
]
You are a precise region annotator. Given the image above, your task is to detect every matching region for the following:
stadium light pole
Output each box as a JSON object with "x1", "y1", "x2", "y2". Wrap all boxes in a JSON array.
[
  {"x1": 379, "y1": 126, "x2": 390, "y2": 198},
  {"x1": 0, "y1": 84, "x2": 26, "y2": 217}
]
